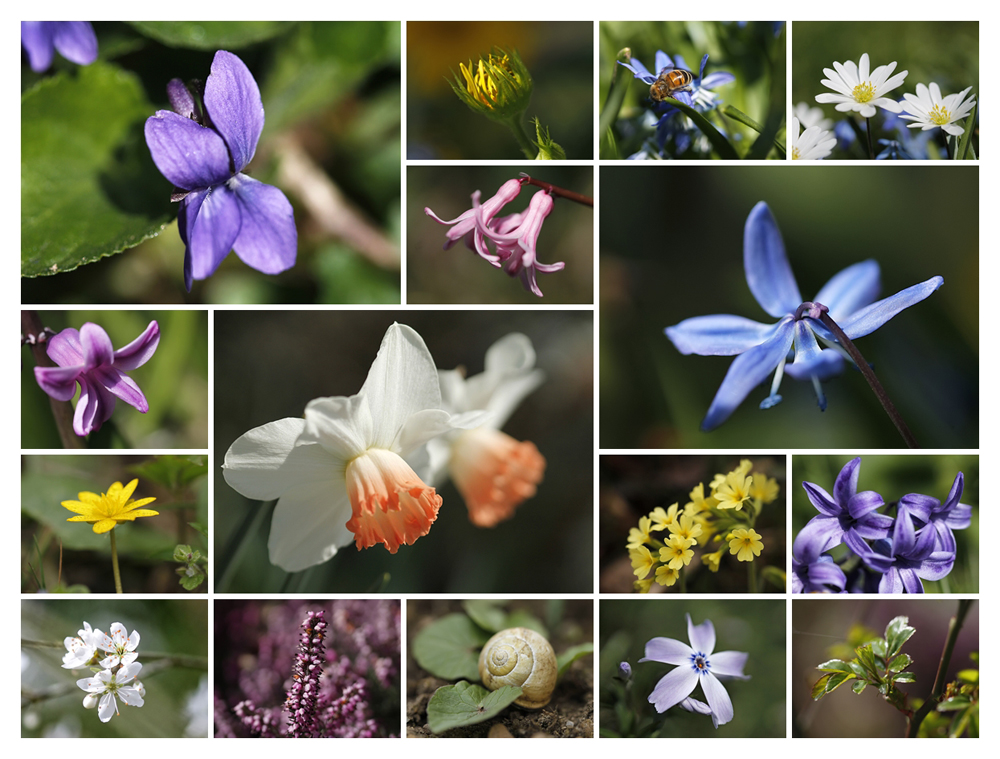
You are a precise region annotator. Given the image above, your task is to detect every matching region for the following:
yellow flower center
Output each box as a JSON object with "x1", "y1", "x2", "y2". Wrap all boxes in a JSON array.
[
  {"x1": 852, "y1": 81, "x2": 876, "y2": 103},
  {"x1": 460, "y1": 53, "x2": 520, "y2": 109},
  {"x1": 929, "y1": 104, "x2": 951, "y2": 125},
  {"x1": 792, "y1": 146, "x2": 801, "y2": 159}
]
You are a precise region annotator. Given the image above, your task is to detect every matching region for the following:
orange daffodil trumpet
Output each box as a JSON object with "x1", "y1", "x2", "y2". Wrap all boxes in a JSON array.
[
  {"x1": 428, "y1": 333, "x2": 546, "y2": 527},
  {"x1": 222, "y1": 324, "x2": 490, "y2": 572}
]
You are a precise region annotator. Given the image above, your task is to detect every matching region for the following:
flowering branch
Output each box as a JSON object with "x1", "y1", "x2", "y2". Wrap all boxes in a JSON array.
[{"x1": 519, "y1": 174, "x2": 593, "y2": 206}]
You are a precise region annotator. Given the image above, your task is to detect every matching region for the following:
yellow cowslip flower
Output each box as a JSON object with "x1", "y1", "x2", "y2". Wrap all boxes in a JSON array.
[
  {"x1": 650, "y1": 503, "x2": 679, "y2": 531},
  {"x1": 702, "y1": 548, "x2": 726, "y2": 572},
  {"x1": 710, "y1": 460, "x2": 753, "y2": 492},
  {"x1": 62, "y1": 479, "x2": 158, "y2": 534},
  {"x1": 655, "y1": 564, "x2": 679, "y2": 587},
  {"x1": 667, "y1": 513, "x2": 703, "y2": 544},
  {"x1": 634, "y1": 578, "x2": 654, "y2": 593},
  {"x1": 715, "y1": 471, "x2": 753, "y2": 510},
  {"x1": 750, "y1": 474, "x2": 780, "y2": 504},
  {"x1": 630, "y1": 545, "x2": 657, "y2": 579},
  {"x1": 659, "y1": 534, "x2": 695, "y2": 570},
  {"x1": 686, "y1": 482, "x2": 716, "y2": 513},
  {"x1": 627, "y1": 516, "x2": 653, "y2": 549},
  {"x1": 728, "y1": 528, "x2": 764, "y2": 562}
]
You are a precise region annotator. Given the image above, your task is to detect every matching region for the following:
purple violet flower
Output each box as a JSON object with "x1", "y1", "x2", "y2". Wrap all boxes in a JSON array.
[
  {"x1": 873, "y1": 509, "x2": 955, "y2": 593},
  {"x1": 34, "y1": 321, "x2": 160, "y2": 437},
  {"x1": 664, "y1": 202, "x2": 943, "y2": 430},
  {"x1": 21, "y1": 22, "x2": 97, "y2": 72},
  {"x1": 145, "y1": 50, "x2": 297, "y2": 291}
]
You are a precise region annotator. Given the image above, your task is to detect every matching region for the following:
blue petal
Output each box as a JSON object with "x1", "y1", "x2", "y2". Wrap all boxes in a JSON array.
[
  {"x1": 700, "y1": 72, "x2": 735, "y2": 89},
  {"x1": 654, "y1": 51, "x2": 673, "y2": 74},
  {"x1": 145, "y1": 111, "x2": 232, "y2": 190},
  {"x1": 617, "y1": 58, "x2": 655, "y2": 83},
  {"x1": 228, "y1": 174, "x2": 298, "y2": 275},
  {"x1": 52, "y1": 22, "x2": 98, "y2": 66},
  {"x1": 783, "y1": 322, "x2": 845, "y2": 380},
  {"x1": 838, "y1": 276, "x2": 944, "y2": 339},
  {"x1": 701, "y1": 316, "x2": 794, "y2": 430},
  {"x1": 813, "y1": 260, "x2": 881, "y2": 321},
  {"x1": 743, "y1": 202, "x2": 801, "y2": 318},
  {"x1": 665, "y1": 314, "x2": 776, "y2": 356},
  {"x1": 182, "y1": 185, "x2": 242, "y2": 283},
  {"x1": 21, "y1": 22, "x2": 54, "y2": 72},
  {"x1": 204, "y1": 50, "x2": 265, "y2": 174}
]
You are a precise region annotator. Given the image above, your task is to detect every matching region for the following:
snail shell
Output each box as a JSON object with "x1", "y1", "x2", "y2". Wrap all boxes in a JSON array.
[{"x1": 478, "y1": 627, "x2": 557, "y2": 709}]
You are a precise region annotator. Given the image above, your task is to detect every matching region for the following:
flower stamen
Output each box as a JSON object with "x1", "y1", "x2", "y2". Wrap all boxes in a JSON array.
[{"x1": 852, "y1": 81, "x2": 876, "y2": 103}]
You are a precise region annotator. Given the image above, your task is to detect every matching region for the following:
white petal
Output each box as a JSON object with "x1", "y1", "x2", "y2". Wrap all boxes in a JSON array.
[
  {"x1": 639, "y1": 636, "x2": 694, "y2": 666},
  {"x1": 687, "y1": 614, "x2": 716, "y2": 654},
  {"x1": 267, "y1": 476, "x2": 354, "y2": 572},
  {"x1": 301, "y1": 395, "x2": 371, "y2": 459},
  {"x1": 224, "y1": 417, "x2": 330, "y2": 500},
  {"x1": 701, "y1": 673, "x2": 735, "y2": 726},
  {"x1": 98, "y1": 693, "x2": 117, "y2": 722}
]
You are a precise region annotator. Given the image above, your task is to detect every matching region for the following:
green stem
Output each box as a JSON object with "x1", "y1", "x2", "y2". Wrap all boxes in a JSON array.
[
  {"x1": 507, "y1": 116, "x2": 536, "y2": 159},
  {"x1": 748, "y1": 560, "x2": 758, "y2": 593},
  {"x1": 110, "y1": 528, "x2": 123, "y2": 594},
  {"x1": 679, "y1": 568, "x2": 687, "y2": 593},
  {"x1": 865, "y1": 117, "x2": 875, "y2": 159},
  {"x1": 906, "y1": 600, "x2": 974, "y2": 737}
]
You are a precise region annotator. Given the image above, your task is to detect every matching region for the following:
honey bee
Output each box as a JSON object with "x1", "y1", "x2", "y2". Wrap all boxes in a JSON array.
[{"x1": 649, "y1": 68, "x2": 694, "y2": 102}]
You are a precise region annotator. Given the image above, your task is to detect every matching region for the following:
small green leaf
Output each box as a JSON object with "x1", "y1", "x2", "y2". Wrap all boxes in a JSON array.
[
  {"x1": 888, "y1": 653, "x2": 912, "y2": 673},
  {"x1": 463, "y1": 600, "x2": 507, "y2": 633},
  {"x1": 179, "y1": 573, "x2": 205, "y2": 590},
  {"x1": 816, "y1": 659, "x2": 854, "y2": 674},
  {"x1": 556, "y1": 643, "x2": 594, "y2": 677},
  {"x1": 957, "y1": 668, "x2": 979, "y2": 684},
  {"x1": 130, "y1": 455, "x2": 208, "y2": 491},
  {"x1": 760, "y1": 565, "x2": 786, "y2": 590},
  {"x1": 852, "y1": 680, "x2": 867, "y2": 695},
  {"x1": 21, "y1": 62, "x2": 174, "y2": 278},
  {"x1": 412, "y1": 614, "x2": 491, "y2": 680},
  {"x1": 188, "y1": 522, "x2": 208, "y2": 539},
  {"x1": 660, "y1": 96, "x2": 739, "y2": 159},
  {"x1": 426, "y1": 681, "x2": 522, "y2": 734},
  {"x1": 127, "y1": 21, "x2": 293, "y2": 50},
  {"x1": 885, "y1": 615, "x2": 916, "y2": 659},
  {"x1": 893, "y1": 672, "x2": 916, "y2": 683},
  {"x1": 855, "y1": 644, "x2": 880, "y2": 678}
]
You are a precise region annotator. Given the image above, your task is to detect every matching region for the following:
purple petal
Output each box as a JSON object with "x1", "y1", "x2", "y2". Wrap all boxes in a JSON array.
[
  {"x1": 700, "y1": 673, "x2": 734, "y2": 726},
  {"x1": 945, "y1": 502, "x2": 972, "y2": 530},
  {"x1": 701, "y1": 316, "x2": 795, "y2": 430},
  {"x1": 618, "y1": 57, "x2": 655, "y2": 83},
  {"x1": 937, "y1": 473, "x2": 965, "y2": 517},
  {"x1": 74, "y1": 376, "x2": 116, "y2": 436},
  {"x1": 916, "y1": 551, "x2": 955, "y2": 581},
  {"x1": 654, "y1": 51, "x2": 673, "y2": 74},
  {"x1": 687, "y1": 615, "x2": 716, "y2": 655},
  {"x1": 647, "y1": 666, "x2": 699, "y2": 713},
  {"x1": 700, "y1": 71, "x2": 735, "y2": 89},
  {"x1": 833, "y1": 458, "x2": 861, "y2": 508},
  {"x1": 807, "y1": 560, "x2": 847, "y2": 592},
  {"x1": 892, "y1": 511, "x2": 917, "y2": 555},
  {"x1": 45, "y1": 327, "x2": 85, "y2": 367},
  {"x1": 665, "y1": 314, "x2": 776, "y2": 356},
  {"x1": 639, "y1": 636, "x2": 693, "y2": 666},
  {"x1": 796, "y1": 516, "x2": 844, "y2": 554},
  {"x1": 709, "y1": 650, "x2": 749, "y2": 678},
  {"x1": 79, "y1": 323, "x2": 114, "y2": 369},
  {"x1": 21, "y1": 22, "x2": 54, "y2": 72},
  {"x1": 92, "y1": 367, "x2": 148, "y2": 412},
  {"x1": 113, "y1": 321, "x2": 160, "y2": 371},
  {"x1": 801, "y1": 481, "x2": 841, "y2": 517},
  {"x1": 813, "y1": 260, "x2": 881, "y2": 321},
  {"x1": 52, "y1": 22, "x2": 98, "y2": 66},
  {"x1": 743, "y1": 202, "x2": 801, "y2": 318},
  {"x1": 204, "y1": 50, "x2": 264, "y2": 174},
  {"x1": 900, "y1": 567, "x2": 925, "y2": 594},
  {"x1": 228, "y1": 174, "x2": 297, "y2": 274},
  {"x1": 182, "y1": 185, "x2": 242, "y2": 282},
  {"x1": 145, "y1": 111, "x2": 232, "y2": 189},
  {"x1": 879, "y1": 568, "x2": 903, "y2": 593},
  {"x1": 34, "y1": 365, "x2": 81, "y2": 401},
  {"x1": 838, "y1": 276, "x2": 944, "y2": 339},
  {"x1": 897, "y1": 493, "x2": 936, "y2": 523},
  {"x1": 847, "y1": 490, "x2": 885, "y2": 519}
]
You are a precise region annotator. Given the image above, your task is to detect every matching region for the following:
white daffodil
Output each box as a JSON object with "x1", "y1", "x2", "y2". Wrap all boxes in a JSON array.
[
  {"x1": 793, "y1": 102, "x2": 833, "y2": 132},
  {"x1": 899, "y1": 83, "x2": 976, "y2": 136},
  {"x1": 76, "y1": 662, "x2": 145, "y2": 723},
  {"x1": 816, "y1": 53, "x2": 907, "y2": 118},
  {"x1": 791, "y1": 117, "x2": 837, "y2": 160},
  {"x1": 98, "y1": 622, "x2": 140, "y2": 669},
  {"x1": 223, "y1": 323, "x2": 489, "y2": 570},
  {"x1": 62, "y1": 621, "x2": 102, "y2": 669},
  {"x1": 429, "y1": 333, "x2": 546, "y2": 527}
]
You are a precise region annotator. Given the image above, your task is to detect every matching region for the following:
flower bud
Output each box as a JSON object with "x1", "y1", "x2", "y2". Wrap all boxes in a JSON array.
[
  {"x1": 451, "y1": 47, "x2": 533, "y2": 124},
  {"x1": 83, "y1": 693, "x2": 99, "y2": 709}
]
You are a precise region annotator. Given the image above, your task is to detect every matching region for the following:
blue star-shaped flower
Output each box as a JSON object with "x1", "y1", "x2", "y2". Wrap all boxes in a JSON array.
[
  {"x1": 664, "y1": 201, "x2": 943, "y2": 430},
  {"x1": 619, "y1": 51, "x2": 735, "y2": 116}
]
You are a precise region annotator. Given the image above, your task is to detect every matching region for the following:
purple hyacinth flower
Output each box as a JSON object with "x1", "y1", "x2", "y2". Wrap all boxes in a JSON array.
[
  {"x1": 145, "y1": 50, "x2": 297, "y2": 291},
  {"x1": 664, "y1": 202, "x2": 943, "y2": 430},
  {"x1": 34, "y1": 321, "x2": 160, "y2": 437},
  {"x1": 897, "y1": 472, "x2": 972, "y2": 553},
  {"x1": 797, "y1": 457, "x2": 894, "y2": 572},
  {"x1": 791, "y1": 529, "x2": 847, "y2": 593},
  {"x1": 874, "y1": 509, "x2": 955, "y2": 593},
  {"x1": 21, "y1": 22, "x2": 97, "y2": 73}
]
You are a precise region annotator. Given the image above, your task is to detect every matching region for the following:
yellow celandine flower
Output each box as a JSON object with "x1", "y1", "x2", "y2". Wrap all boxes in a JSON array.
[
  {"x1": 667, "y1": 513, "x2": 703, "y2": 543},
  {"x1": 728, "y1": 528, "x2": 764, "y2": 562},
  {"x1": 62, "y1": 480, "x2": 158, "y2": 534},
  {"x1": 630, "y1": 545, "x2": 657, "y2": 579},
  {"x1": 715, "y1": 472, "x2": 754, "y2": 510},
  {"x1": 627, "y1": 516, "x2": 653, "y2": 549},
  {"x1": 655, "y1": 564, "x2": 679, "y2": 587},
  {"x1": 702, "y1": 548, "x2": 726, "y2": 572},
  {"x1": 659, "y1": 534, "x2": 695, "y2": 570},
  {"x1": 649, "y1": 503, "x2": 679, "y2": 531},
  {"x1": 750, "y1": 475, "x2": 780, "y2": 504}
]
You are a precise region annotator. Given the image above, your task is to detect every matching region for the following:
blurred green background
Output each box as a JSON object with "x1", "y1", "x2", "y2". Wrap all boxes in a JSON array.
[
  {"x1": 792, "y1": 22, "x2": 979, "y2": 159},
  {"x1": 793, "y1": 455, "x2": 978, "y2": 593},
  {"x1": 599, "y1": 21, "x2": 786, "y2": 159},
  {"x1": 21, "y1": 598, "x2": 208, "y2": 737},
  {"x1": 21, "y1": 309, "x2": 208, "y2": 448},
  {"x1": 792, "y1": 598, "x2": 978, "y2": 737},
  {"x1": 21, "y1": 454, "x2": 208, "y2": 594},
  {"x1": 214, "y1": 310, "x2": 593, "y2": 593},
  {"x1": 409, "y1": 165, "x2": 593, "y2": 304},
  {"x1": 21, "y1": 21, "x2": 400, "y2": 304},
  {"x1": 599, "y1": 164, "x2": 978, "y2": 448},
  {"x1": 407, "y1": 21, "x2": 593, "y2": 160},
  {"x1": 600, "y1": 598, "x2": 786, "y2": 737},
  {"x1": 600, "y1": 455, "x2": 786, "y2": 593}
]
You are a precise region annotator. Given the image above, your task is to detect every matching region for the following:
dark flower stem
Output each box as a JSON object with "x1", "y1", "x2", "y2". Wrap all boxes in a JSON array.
[
  {"x1": 816, "y1": 311, "x2": 918, "y2": 448},
  {"x1": 864, "y1": 117, "x2": 875, "y2": 159},
  {"x1": 21, "y1": 310, "x2": 84, "y2": 449},
  {"x1": 519, "y1": 174, "x2": 594, "y2": 206},
  {"x1": 110, "y1": 528, "x2": 123, "y2": 594},
  {"x1": 905, "y1": 599, "x2": 974, "y2": 737}
]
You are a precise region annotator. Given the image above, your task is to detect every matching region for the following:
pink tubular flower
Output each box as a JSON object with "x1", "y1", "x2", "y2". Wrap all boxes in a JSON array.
[
  {"x1": 476, "y1": 189, "x2": 565, "y2": 297},
  {"x1": 33, "y1": 321, "x2": 160, "y2": 437},
  {"x1": 425, "y1": 178, "x2": 523, "y2": 264}
]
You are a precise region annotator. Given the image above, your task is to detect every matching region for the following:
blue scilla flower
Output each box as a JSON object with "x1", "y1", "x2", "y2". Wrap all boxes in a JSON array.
[
  {"x1": 619, "y1": 52, "x2": 735, "y2": 116},
  {"x1": 664, "y1": 202, "x2": 943, "y2": 430}
]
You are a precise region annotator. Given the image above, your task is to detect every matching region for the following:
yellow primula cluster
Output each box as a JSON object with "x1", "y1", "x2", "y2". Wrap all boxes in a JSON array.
[{"x1": 626, "y1": 459, "x2": 779, "y2": 592}]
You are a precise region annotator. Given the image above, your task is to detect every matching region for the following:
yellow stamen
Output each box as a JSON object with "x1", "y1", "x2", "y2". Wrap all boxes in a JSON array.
[
  {"x1": 929, "y1": 104, "x2": 951, "y2": 126},
  {"x1": 852, "y1": 81, "x2": 876, "y2": 103}
]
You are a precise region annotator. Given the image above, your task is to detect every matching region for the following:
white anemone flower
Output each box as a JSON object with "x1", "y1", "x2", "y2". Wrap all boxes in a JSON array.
[
  {"x1": 793, "y1": 102, "x2": 833, "y2": 132},
  {"x1": 223, "y1": 323, "x2": 488, "y2": 570},
  {"x1": 791, "y1": 117, "x2": 837, "y2": 160},
  {"x1": 639, "y1": 613, "x2": 750, "y2": 728},
  {"x1": 62, "y1": 621, "x2": 102, "y2": 669},
  {"x1": 76, "y1": 662, "x2": 145, "y2": 723},
  {"x1": 97, "y1": 622, "x2": 140, "y2": 669},
  {"x1": 899, "y1": 83, "x2": 976, "y2": 136},
  {"x1": 429, "y1": 333, "x2": 546, "y2": 527},
  {"x1": 816, "y1": 53, "x2": 907, "y2": 118}
]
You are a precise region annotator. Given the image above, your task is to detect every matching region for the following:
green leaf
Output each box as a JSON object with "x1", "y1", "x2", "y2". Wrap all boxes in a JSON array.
[
  {"x1": 188, "y1": 522, "x2": 208, "y2": 539},
  {"x1": 127, "y1": 21, "x2": 293, "y2": 50},
  {"x1": 129, "y1": 456, "x2": 208, "y2": 492},
  {"x1": 412, "y1": 614, "x2": 491, "y2": 681},
  {"x1": 811, "y1": 671, "x2": 856, "y2": 700},
  {"x1": 892, "y1": 672, "x2": 916, "y2": 683},
  {"x1": 887, "y1": 653, "x2": 912, "y2": 673},
  {"x1": 556, "y1": 643, "x2": 594, "y2": 677},
  {"x1": 659, "y1": 96, "x2": 739, "y2": 159},
  {"x1": 760, "y1": 565, "x2": 786, "y2": 590},
  {"x1": 463, "y1": 600, "x2": 507, "y2": 633},
  {"x1": 21, "y1": 62, "x2": 174, "y2": 278},
  {"x1": 855, "y1": 645, "x2": 881, "y2": 680},
  {"x1": 503, "y1": 609, "x2": 548, "y2": 637},
  {"x1": 957, "y1": 668, "x2": 979, "y2": 684},
  {"x1": 721, "y1": 105, "x2": 785, "y2": 158},
  {"x1": 937, "y1": 696, "x2": 972, "y2": 712},
  {"x1": 884, "y1": 615, "x2": 916, "y2": 659},
  {"x1": 179, "y1": 573, "x2": 205, "y2": 591},
  {"x1": 426, "y1": 681, "x2": 522, "y2": 734},
  {"x1": 852, "y1": 680, "x2": 867, "y2": 695},
  {"x1": 816, "y1": 659, "x2": 854, "y2": 674},
  {"x1": 956, "y1": 103, "x2": 977, "y2": 160}
]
